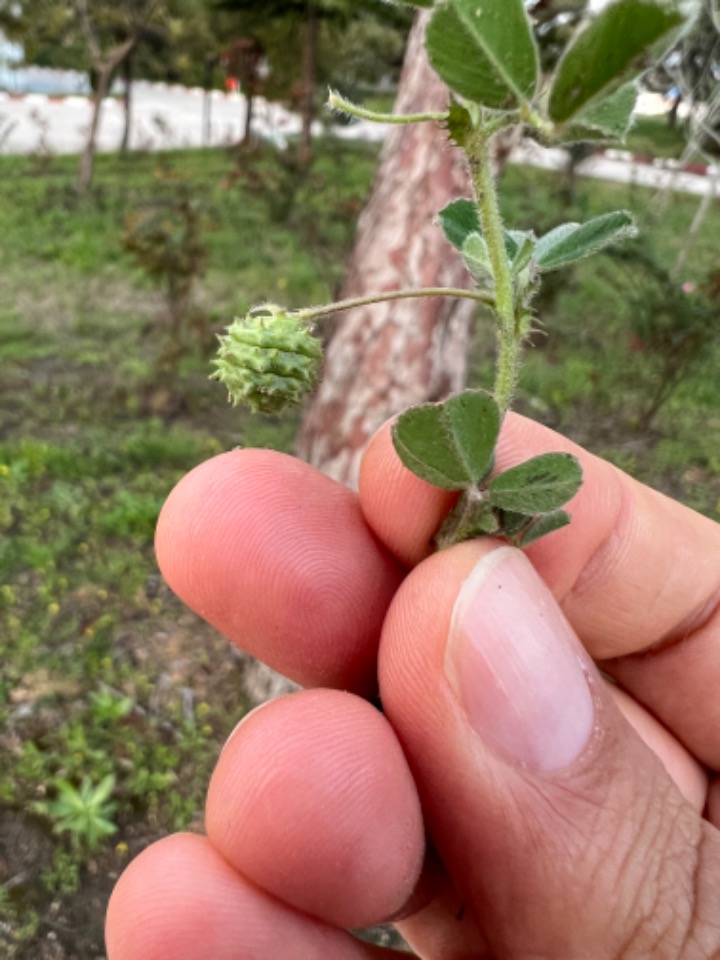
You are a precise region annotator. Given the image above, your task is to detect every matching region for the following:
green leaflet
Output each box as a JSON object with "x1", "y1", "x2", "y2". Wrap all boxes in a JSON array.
[
  {"x1": 392, "y1": 390, "x2": 501, "y2": 490},
  {"x1": 437, "y1": 198, "x2": 481, "y2": 252},
  {"x1": 563, "y1": 82, "x2": 639, "y2": 143},
  {"x1": 426, "y1": 0, "x2": 538, "y2": 109},
  {"x1": 535, "y1": 212, "x2": 638, "y2": 272},
  {"x1": 487, "y1": 453, "x2": 583, "y2": 514},
  {"x1": 549, "y1": 0, "x2": 683, "y2": 124}
]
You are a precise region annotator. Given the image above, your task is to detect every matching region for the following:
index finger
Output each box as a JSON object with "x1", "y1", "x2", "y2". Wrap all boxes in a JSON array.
[
  {"x1": 155, "y1": 448, "x2": 404, "y2": 697},
  {"x1": 360, "y1": 414, "x2": 720, "y2": 767}
]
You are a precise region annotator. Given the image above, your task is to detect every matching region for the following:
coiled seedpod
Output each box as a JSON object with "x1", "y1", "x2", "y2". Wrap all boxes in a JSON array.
[{"x1": 212, "y1": 305, "x2": 323, "y2": 414}]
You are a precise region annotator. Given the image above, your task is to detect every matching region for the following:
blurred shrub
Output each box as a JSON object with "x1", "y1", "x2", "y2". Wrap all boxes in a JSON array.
[
  {"x1": 122, "y1": 181, "x2": 209, "y2": 377},
  {"x1": 606, "y1": 243, "x2": 719, "y2": 429}
]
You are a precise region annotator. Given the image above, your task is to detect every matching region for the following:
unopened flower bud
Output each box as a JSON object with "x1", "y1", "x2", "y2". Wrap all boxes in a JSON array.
[{"x1": 212, "y1": 306, "x2": 323, "y2": 414}]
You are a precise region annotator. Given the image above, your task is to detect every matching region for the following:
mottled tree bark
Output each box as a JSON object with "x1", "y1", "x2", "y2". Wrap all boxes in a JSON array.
[{"x1": 295, "y1": 12, "x2": 475, "y2": 486}]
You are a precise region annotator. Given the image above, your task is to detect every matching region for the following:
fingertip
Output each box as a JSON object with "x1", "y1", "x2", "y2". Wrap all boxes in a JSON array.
[
  {"x1": 155, "y1": 449, "x2": 403, "y2": 693},
  {"x1": 206, "y1": 689, "x2": 425, "y2": 929},
  {"x1": 106, "y1": 834, "x2": 237, "y2": 960},
  {"x1": 107, "y1": 832, "x2": 389, "y2": 960}
]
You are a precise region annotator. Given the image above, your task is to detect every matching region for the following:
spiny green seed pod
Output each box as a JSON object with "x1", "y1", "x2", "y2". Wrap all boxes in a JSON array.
[{"x1": 211, "y1": 305, "x2": 323, "y2": 414}]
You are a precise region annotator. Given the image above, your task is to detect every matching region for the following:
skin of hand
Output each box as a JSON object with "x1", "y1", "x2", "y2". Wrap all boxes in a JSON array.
[{"x1": 105, "y1": 412, "x2": 720, "y2": 960}]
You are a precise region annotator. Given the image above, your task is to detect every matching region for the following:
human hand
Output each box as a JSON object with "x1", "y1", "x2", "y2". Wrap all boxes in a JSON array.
[{"x1": 106, "y1": 414, "x2": 720, "y2": 959}]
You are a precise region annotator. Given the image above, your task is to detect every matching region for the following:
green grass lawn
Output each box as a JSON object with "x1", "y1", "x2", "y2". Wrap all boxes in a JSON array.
[
  {"x1": 0, "y1": 140, "x2": 380, "y2": 958},
  {"x1": 625, "y1": 113, "x2": 693, "y2": 160},
  {"x1": 0, "y1": 136, "x2": 718, "y2": 958}
]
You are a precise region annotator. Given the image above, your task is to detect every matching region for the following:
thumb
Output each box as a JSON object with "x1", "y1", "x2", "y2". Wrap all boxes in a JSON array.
[{"x1": 379, "y1": 542, "x2": 720, "y2": 959}]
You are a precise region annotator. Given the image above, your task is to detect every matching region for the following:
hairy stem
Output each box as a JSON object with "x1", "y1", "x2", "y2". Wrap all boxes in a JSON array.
[
  {"x1": 328, "y1": 90, "x2": 448, "y2": 126},
  {"x1": 296, "y1": 286, "x2": 495, "y2": 322},
  {"x1": 469, "y1": 129, "x2": 520, "y2": 415}
]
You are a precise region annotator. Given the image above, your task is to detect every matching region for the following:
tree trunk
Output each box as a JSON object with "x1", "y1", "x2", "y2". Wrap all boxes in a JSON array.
[
  {"x1": 77, "y1": 65, "x2": 112, "y2": 193},
  {"x1": 120, "y1": 52, "x2": 134, "y2": 153},
  {"x1": 295, "y1": 12, "x2": 475, "y2": 486},
  {"x1": 297, "y1": 0, "x2": 318, "y2": 166},
  {"x1": 242, "y1": 89, "x2": 254, "y2": 145},
  {"x1": 76, "y1": 38, "x2": 135, "y2": 194}
]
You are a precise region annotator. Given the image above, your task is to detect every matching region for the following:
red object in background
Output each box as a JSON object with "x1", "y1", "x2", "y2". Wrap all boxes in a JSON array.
[{"x1": 221, "y1": 37, "x2": 265, "y2": 95}]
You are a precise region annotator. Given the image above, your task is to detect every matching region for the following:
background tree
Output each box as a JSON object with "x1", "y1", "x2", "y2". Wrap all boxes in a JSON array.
[
  {"x1": 222, "y1": 35, "x2": 265, "y2": 145},
  {"x1": 0, "y1": 0, "x2": 85, "y2": 70},
  {"x1": 74, "y1": 0, "x2": 167, "y2": 192},
  {"x1": 0, "y1": 0, "x2": 229, "y2": 83},
  {"x1": 0, "y1": 0, "x2": 169, "y2": 190},
  {"x1": 137, "y1": 0, "x2": 228, "y2": 85},
  {"x1": 118, "y1": 22, "x2": 167, "y2": 153},
  {"x1": 215, "y1": 0, "x2": 411, "y2": 163}
]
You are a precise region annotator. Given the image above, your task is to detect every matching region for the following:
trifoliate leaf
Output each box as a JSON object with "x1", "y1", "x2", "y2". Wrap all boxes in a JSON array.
[{"x1": 392, "y1": 390, "x2": 501, "y2": 490}]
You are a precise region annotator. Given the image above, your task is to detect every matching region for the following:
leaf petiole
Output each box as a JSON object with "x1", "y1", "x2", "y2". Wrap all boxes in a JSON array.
[
  {"x1": 295, "y1": 286, "x2": 495, "y2": 323},
  {"x1": 327, "y1": 89, "x2": 448, "y2": 126}
]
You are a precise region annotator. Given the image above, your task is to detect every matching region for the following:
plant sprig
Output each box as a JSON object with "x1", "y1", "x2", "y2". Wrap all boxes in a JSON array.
[{"x1": 212, "y1": 0, "x2": 686, "y2": 549}]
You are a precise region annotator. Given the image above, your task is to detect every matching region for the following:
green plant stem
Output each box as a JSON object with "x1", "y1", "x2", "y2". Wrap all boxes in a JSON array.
[
  {"x1": 469, "y1": 129, "x2": 519, "y2": 414},
  {"x1": 327, "y1": 90, "x2": 448, "y2": 126},
  {"x1": 297, "y1": 286, "x2": 495, "y2": 322},
  {"x1": 519, "y1": 102, "x2": 555, "y2": 138}
]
